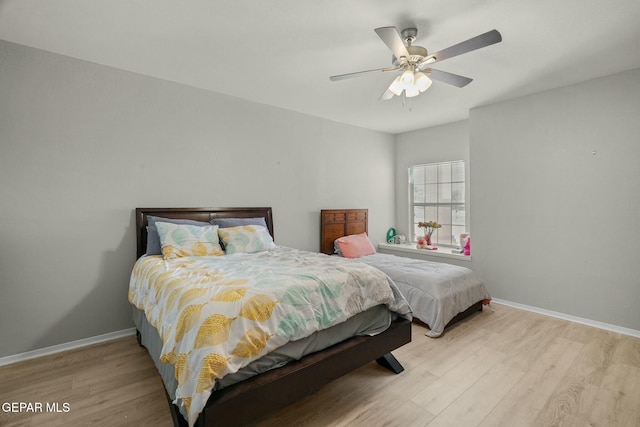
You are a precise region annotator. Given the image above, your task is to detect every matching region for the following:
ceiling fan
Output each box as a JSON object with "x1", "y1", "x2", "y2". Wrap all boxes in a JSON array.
[{"x1": 329, "y1": 27, "x2": 502, "y2": 100}]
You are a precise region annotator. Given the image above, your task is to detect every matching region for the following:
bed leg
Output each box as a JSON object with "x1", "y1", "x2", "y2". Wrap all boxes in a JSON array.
[
  {"x1": 136, "y1": 329, "x2": 142, "y2": 346},
  {"x1": 169, "y1": 403, "x2": 207, "y2": 427},
  {"x1": 376, "y1": 353, "x2": 404, "y2": 374},
  {"x1": 168, "y1": 402, "x2": 189, "y2": 427},
  {"x1": 165, "y1": 390, "x2": 193, "y2": 427}
]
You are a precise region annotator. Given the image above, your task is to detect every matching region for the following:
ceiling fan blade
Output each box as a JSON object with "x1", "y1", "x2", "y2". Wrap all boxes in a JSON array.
[
  {"x1": 422, "y1": 29, "x2": 502, "y2": 65},
  {"x1": 426, "y1": 68, "x2": 473, "y2": 88},
  {"x1": 374, "y1": 26, "x2": 410, "y2": 59},
  {"x1": 329, "y1": 67, "x2": 399, "y2": 82}
]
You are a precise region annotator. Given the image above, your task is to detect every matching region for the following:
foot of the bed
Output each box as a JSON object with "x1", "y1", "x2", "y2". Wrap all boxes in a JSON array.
[
  {"x1": 376, "y1": 353, "x2": 404, "y2": 374},
  {"x1": 166, "y1": 390, "x2": 197, "y2": 427},
  {"x1": 169, "y1": 402, "x2": 189, "y2": 427}
]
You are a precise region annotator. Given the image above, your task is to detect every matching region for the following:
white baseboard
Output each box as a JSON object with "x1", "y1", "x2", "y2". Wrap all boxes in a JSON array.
[
  {"x1": 2, "y1": 301, "x2": 639, "y2": 367},
  {"x1": 0, "y1": 328, "x2": 137, "y2": 367},
  {"x1": 492, "y1": 298, "x2": 640, "y2": 339}
]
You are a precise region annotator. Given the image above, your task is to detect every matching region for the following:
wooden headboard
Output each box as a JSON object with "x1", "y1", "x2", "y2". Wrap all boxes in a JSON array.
[
  {"x1": 320, "y1": 209, "x2": 368, "y2": 255},
  {"x1": 135, "y1": 207, "x2": 274, "y2": 258}
]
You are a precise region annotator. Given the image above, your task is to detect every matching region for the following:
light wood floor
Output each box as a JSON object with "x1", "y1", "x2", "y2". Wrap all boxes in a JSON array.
[{"x1": 1, "y1": 303, "x2": 639, "y2": 427}]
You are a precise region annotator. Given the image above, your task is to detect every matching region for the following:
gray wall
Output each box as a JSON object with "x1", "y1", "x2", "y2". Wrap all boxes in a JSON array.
[
  {"x1": 394, "y1": 69, "x2": 640, "y2": 332},
  {"x1": 0, "y1": 40, "x2": 395, "y2": 358},
  {"x1": 470, "y1": 68, "x2": 640, "y2": 330}
]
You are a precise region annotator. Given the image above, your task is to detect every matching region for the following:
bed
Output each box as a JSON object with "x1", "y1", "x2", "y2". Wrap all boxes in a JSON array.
[
  {"x1": 320, "y1": 209, "x2": 491, "y2": 337},
  {"x1": 130, "y1": 207, "x2": 412, "y2": 427}
]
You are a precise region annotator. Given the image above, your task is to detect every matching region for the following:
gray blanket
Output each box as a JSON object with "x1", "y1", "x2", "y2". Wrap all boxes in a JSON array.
[{"x1": 357, "y1": 253, "x2": 490, "y2": 337}]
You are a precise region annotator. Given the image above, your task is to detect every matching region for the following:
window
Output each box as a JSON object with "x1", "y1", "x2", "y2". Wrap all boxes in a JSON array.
[{"x1": 409, "y1": 160, "x2": 466, "y2": 246}]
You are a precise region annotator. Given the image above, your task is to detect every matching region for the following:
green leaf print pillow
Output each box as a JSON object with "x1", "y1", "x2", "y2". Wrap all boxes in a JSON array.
[
  {"x1": 155, "y1": 222, "x2": 224, "y2": 259},
  {"x1": 217, "y1": 225, "x2": 276, "y2": 254}
]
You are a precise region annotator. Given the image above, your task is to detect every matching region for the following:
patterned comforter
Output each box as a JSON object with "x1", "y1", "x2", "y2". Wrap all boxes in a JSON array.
[{"x1": 128, "y1": 247, "x2": 411, "y2": 426}]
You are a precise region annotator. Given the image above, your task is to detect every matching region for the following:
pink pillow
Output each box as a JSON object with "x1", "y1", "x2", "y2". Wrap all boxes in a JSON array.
[{"x1": 336, "y1": 232, "x2": 376, "y2": 258}]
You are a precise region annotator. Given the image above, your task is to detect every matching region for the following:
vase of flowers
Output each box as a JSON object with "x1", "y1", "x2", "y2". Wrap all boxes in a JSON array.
[{"x1": 417, "y1": 221, "x2": 441, "y2": 248}]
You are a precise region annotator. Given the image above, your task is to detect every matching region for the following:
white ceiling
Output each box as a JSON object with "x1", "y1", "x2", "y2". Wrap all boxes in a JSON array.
[{"x1": 1, "y1": 0, "x2": 639, "y2": 134}]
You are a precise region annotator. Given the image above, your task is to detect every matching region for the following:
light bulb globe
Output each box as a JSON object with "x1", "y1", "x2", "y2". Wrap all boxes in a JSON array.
[
  {"x1": 405, "y1": 85, "x2": 419, "y2": 98},
  {"x1": 389, "y1": 76, "x2": 404, "y2": 96},
  {"x1": 414, "y1": 72, "x2": 432, "y2": 92},
  {"x1": 400, "y1": 69, "x2": 414, "y2": 88}
]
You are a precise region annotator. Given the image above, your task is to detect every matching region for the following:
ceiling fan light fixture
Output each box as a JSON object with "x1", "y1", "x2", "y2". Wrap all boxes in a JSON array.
[{"x1": 414, "y1": 72, "x2": 432, "y2": 92}]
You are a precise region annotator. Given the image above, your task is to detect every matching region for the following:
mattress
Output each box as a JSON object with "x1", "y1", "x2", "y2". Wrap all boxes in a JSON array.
[
  {"x1": 133, "y1": 304, "x2": 395, "y2": 397},
  {"x1": 357, "y1": 253, "x2": 490, "y2": 337}
]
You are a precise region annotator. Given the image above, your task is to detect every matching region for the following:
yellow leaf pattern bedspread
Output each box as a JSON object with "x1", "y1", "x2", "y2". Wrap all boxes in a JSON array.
[{"x1": 128, "y1": 247, "x2": 411, "y2": 426}]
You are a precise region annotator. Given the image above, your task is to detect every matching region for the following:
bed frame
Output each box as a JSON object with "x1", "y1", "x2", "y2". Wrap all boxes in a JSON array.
[
  {"x1": 320, "y1": 208, "x2": 483, "y2": 330},
  {"x1": 134, "y1": 207, "x2": 412, "y2": 427}
]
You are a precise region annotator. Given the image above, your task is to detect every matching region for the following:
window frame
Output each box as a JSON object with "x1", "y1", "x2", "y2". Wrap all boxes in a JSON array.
[{"x1": 408, "y1": 160, "x2": 466, "y2": 247}]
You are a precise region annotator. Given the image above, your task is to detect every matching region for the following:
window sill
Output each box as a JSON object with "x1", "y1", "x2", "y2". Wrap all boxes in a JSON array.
[{"x1": 377, "y1": 242, "x2": 472, "y2": 262}]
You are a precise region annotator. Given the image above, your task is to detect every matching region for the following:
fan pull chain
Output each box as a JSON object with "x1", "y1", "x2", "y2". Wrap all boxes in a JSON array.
[{"x1": 400, "y1": 92, "x2": 413, "y2": 112}]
